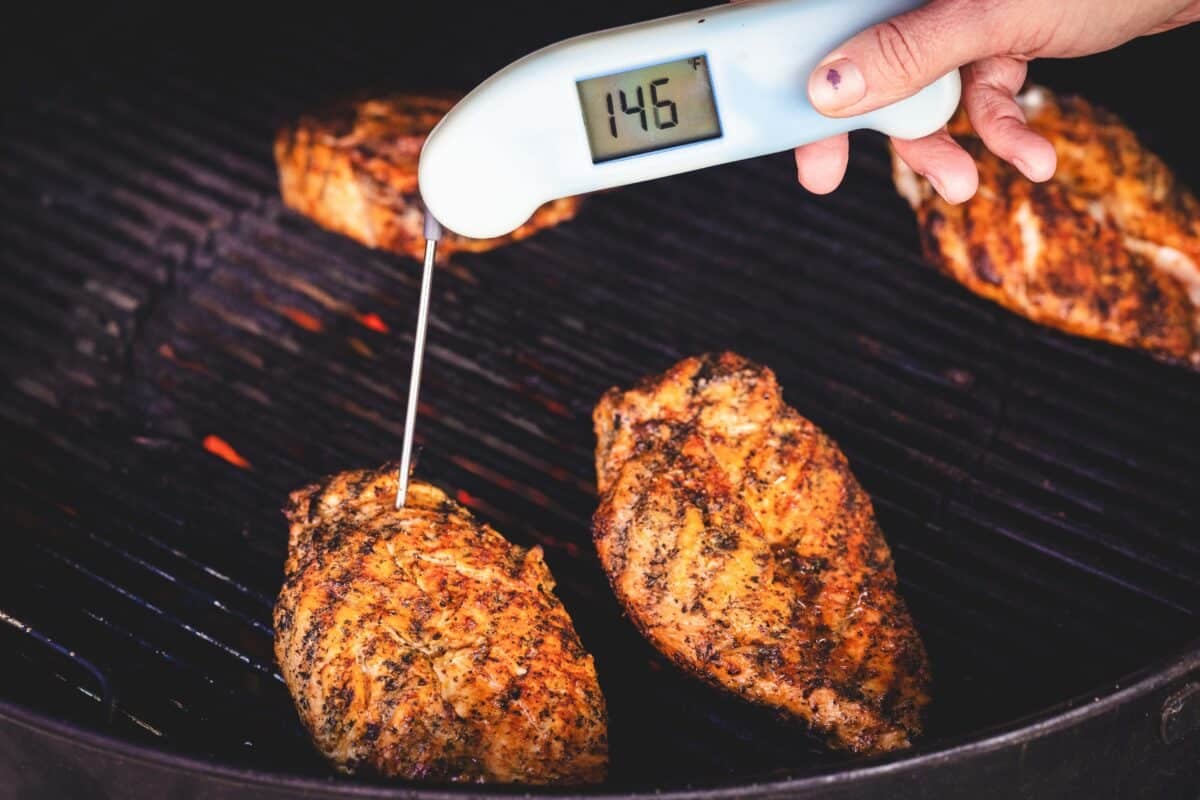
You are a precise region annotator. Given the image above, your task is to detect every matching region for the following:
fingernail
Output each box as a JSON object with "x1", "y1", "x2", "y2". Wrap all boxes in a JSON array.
[
  {"x1": 1012, "y1": 156, "x2": 1052, "y2": 182},
  {"x1": 923, "y1": 172, "x2": 947, "y2": 200},
  {"x1": 809, "y1": 59, "x2": 866, "y2": 112}
]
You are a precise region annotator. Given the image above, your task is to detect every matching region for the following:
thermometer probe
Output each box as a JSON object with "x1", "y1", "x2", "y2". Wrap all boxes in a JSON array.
[
  {"x1": 397, "y1": 0, "x2": 962, "y2": 504},
  {"x1": 395, "y1": 210, "x2": 442, "y2": 509}
]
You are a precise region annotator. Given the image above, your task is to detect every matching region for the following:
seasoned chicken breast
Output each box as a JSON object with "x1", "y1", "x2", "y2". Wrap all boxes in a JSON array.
[
  {"x1": 892, "y1": 85, "x2": 1200, "y2": 368},
  {"x1": 592, "y1": 353, "x2": 930, "y2": 754},
  {"x1": 273, "y1": 467, "x2": 607, "y2": 783},
  {"x1": 275, "y1": 93, "x2": 582, "y2": 260}
]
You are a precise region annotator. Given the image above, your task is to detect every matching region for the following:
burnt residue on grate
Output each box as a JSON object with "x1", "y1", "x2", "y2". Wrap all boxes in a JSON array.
[{"x1": 1, "y1": 4, "x2": 1200, "y2": 790}]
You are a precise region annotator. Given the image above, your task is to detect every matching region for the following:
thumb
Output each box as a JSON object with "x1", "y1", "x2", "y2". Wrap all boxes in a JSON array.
[{"x1": 808, "y1": 0, "x2": 1013, "y2": 117}]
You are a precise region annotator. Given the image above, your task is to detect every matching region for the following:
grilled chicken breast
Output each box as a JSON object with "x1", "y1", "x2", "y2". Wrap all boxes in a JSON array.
[
  {"x1": 273, "y1": 467, "x2": 607, "y2": 783},
  {"x1": 592, "y1": 353, "x2": 930, "y2": 754},
  {"x1": 892, "y1": 85, "x2": 1200, "y2": 368},
  {"x1": 275, "y1": 93, "x2": 582, "y2": 260}
]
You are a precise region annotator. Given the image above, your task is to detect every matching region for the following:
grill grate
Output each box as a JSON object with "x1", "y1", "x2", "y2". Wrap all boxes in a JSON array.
[{"x1": 1, "y1": 3, "x2": 1199, "y2": 792}]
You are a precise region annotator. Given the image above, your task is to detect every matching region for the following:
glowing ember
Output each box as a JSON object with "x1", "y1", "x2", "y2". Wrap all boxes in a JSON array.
[
  {"x1": 357, "y1": 312, "x2": 389, "y2": 334},
  {"x1": 202, "y1": 435, "x2": 252, "y2": 470},
  {"x1": 280, "y1": 307, "x2": 324, "y2": 333}
]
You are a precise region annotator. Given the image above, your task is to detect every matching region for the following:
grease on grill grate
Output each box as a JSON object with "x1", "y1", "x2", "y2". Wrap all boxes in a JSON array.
[{"x1": 1, "y1": 26, "x2": 1199, "y2": 789}]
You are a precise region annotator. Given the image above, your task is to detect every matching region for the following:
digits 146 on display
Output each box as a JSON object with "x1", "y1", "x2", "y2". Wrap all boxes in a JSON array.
[{"x1": 604, "y1": 78, "x2": 677, "y2": 138}]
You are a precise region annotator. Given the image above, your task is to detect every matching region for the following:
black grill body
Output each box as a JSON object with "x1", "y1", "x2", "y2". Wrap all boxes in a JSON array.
[{"x1": 1, "y1": 3, "x2": 1198, "y2": 797}]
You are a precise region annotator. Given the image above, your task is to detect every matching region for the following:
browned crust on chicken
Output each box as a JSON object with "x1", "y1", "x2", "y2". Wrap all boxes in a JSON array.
[
  {"x1": 892, "y1": 85, "x2": 1200, "y2": 368},
  {"x1": 274, "y1": 93, "x2": 582, "y2": 260},
  {"x1": 592, "y1": 353, "x2": 930, "y2": 754},
  {"x1": 273, "y1": 466, "x2": 607, "y2": 784}
]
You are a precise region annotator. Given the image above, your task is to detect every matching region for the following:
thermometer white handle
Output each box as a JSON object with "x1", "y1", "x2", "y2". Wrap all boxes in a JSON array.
[{"x1": 419, "y1": 0, "x2": 961, "y2": 240}]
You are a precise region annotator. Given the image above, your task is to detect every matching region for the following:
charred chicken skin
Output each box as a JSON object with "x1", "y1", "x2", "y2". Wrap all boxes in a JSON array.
[
  {"x1": 592, "y1": 353, "x2": 930, "y2": 754},
  {"x1": 893, "y1": 85, "x2": 1200, "y2": 368},
  {"x1": 274, "y1": 93, "x2": 581, "y2": 260},
  {"x1": 273, "y1": 467, "x2": 608, "y2": 784}
]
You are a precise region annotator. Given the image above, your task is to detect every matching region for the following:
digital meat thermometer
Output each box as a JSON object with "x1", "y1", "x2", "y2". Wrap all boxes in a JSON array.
[
  {"x1": 418, "y1": 0, "x2": 961, "y2": 240},
  {"x1": 397, "y1": 0, "x2": 961, "y2": 506}
]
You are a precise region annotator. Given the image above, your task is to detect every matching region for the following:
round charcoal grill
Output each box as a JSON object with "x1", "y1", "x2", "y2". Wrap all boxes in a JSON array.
[{"x1": 1, "y1": 3, "x2": 1198, "y2": 798}]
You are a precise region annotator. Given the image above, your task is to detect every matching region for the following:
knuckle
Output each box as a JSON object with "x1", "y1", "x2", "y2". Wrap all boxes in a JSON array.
[
  {"x1": 972, "y1": 56, "x2": 1026, "y2": 92},
  {"x1": 872, "y1": 20, "x2": 926, "y2": 85},
  {"x1": 978, "y1": 95, "x2": 1013, "y2": 124},
  {"x1": 964, "y1": 87, "x2": 1026, "y2": 155},
  {"x1": 1010, "y1": 21, "x2": 1056, "y2": 56},
  {"x1": 1002, "y1": 0, "x2": 1062, "y2": 54},
  {"x1": 965, "y1": 61, "x2": 1027, "y2": 118}
]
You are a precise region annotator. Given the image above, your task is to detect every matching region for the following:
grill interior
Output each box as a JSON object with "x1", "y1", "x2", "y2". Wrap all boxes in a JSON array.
[{"x1": 2, "y1": 2, "x2": 1199, "y2": 792}]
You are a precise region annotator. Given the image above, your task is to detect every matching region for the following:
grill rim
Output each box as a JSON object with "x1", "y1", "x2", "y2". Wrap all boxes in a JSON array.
[{"x1": 4, "y1": 638, "x2": 1197, "y2": 798}]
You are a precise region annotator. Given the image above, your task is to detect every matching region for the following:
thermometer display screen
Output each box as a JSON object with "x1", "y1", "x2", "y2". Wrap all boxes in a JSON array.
[{"x1": 577, "y1": 55, "x2": 722, "y2": 163}]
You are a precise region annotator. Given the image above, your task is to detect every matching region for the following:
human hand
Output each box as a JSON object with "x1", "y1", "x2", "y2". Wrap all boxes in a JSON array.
[{"x1": 795, "y1": 0, "x2": 1200, "y2": 203}]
